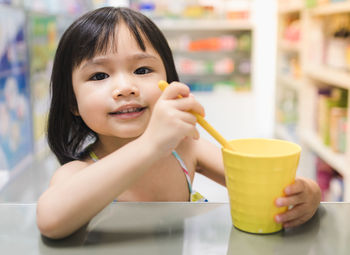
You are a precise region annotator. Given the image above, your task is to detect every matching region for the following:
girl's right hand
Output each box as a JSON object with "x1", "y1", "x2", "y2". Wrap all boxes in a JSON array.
[{"x1": 142, "y1": 82, "x2": 205, "y2": 156}]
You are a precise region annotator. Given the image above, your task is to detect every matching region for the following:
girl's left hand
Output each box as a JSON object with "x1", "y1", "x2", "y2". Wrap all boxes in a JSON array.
[{"x1": 274, "y1": 177, "x2": 321, "y2": 228}]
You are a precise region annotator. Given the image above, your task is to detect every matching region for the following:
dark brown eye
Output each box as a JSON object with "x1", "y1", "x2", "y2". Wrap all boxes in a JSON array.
[
  {"x1": 134, "y1": 67, "x2": 152, "y2": 75},
  {"x1": 90, "y1": 73, "x2": 109, "y2": 81}
]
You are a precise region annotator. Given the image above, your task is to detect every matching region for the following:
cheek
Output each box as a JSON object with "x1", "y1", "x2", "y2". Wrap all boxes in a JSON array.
[
  {"x1": 144, "y1": 88, "x2": 162, "y2": 110},
  {"x1": 76, "y1": 91, "x2": 107, "y2": 123}
]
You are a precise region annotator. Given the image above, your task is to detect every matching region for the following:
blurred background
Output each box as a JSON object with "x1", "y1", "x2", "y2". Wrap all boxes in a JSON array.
[{"x1": 0, "y1": 0, "x2": 348, "y2": 203}]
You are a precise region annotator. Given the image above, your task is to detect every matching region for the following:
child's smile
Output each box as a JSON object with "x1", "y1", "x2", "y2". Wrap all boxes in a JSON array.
[{"x1": 108, "y1": 104, "x2": 147, "y2": 120}]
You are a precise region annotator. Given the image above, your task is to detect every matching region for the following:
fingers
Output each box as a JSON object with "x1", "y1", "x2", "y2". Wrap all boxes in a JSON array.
[
  {"x1": 275, "y1": 192, "x2": 305, "y2": 207},
  {"x1": 155, "y1": 81, "x2": 202, "y2": 141},
  {"x1": 161, "y1": 82, "x2": 205, "y2": 117},
  {"x1": 275, "y1": 204, "x2": 304, "y2": 222},
  {"x1": 274, "y1": 177, "x2": 320, "y2": 229},
  {"x1": 275, "y1": 178, "x2": 307, "y2": 207},
  {"x1": 274, "y1": 204, "x2": 310, "y2": 228},
  {"x1": 284, "y1": 178, "x2": 305, "y2": 196},
  {"x1": 182, "y1": 122, "x2": 200, "y2": 140},
  {"x1": 161, "y1": 82, "x2": 190, "y2": 99},
  {"x1": 172, "y1": 111, "x2": 200, "y2": 140},
  {"x1": 177, "y1": 110, "x2": 197, "y2": 124},
  {"x1": 174, "y1": 96, "x2": 205, "y2": 117}
]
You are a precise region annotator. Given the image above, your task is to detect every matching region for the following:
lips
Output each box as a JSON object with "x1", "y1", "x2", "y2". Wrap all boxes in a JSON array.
[{"x1": 109, "y1": 104, "x2": 147, "y2": 118}]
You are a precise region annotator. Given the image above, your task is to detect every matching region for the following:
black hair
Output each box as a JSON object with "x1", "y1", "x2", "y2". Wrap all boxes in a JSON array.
[{"x1": 47, "y1": 7, "x2": 179, "y2": 165}]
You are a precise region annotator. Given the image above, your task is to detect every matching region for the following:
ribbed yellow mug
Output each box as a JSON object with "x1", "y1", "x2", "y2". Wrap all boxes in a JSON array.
[{"x1": 222, "y1": 138, "x2": 301, "y2": 234}]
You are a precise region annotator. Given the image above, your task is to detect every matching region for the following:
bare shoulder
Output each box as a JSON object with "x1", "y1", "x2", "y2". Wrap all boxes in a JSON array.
[{"x1": 49, "y1": 160, "x2": 91, "y2": 187}]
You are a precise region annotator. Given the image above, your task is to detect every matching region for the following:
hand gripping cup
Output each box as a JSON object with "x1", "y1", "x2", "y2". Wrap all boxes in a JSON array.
[{"x1": 222, "y1": 138, "x2": 301, "y2": 234}]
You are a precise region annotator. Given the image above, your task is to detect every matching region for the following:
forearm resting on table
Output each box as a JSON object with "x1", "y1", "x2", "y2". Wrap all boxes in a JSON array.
[{"x1": 36, "y1": 138, "x2": 157, "y2": 239}]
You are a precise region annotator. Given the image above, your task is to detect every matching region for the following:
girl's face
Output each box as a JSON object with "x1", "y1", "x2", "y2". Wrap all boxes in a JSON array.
[{"x1": 72, "y1": 22, "x2": 166, "y2": 144}]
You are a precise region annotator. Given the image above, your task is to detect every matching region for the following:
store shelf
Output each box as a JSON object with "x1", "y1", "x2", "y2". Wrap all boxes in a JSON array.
[
  {"x1": 301, "y1": 131, "x2": 349, "y2": 178},
  {"x1": 279, "y1": 40, "x2": 301, "y2": 52},
  {"x1": 305, "y1": 65, "x2": 350, "y2": 89},
  {"x1": 276, "y1": 0, "x2": 350, "y2": 201},
  {"x1": 309, "y1": 1, "x2": 350, "y2": 16},
  {"x1": 156, "y1": 19, "x2": 253, "y2": 31},
  {"x1": 275, "y1": 124, "x2": 298, "y2": 142},
  {"x1": 278, "y1": 0, "x2": 303, "y2": 14},
  {"x1": 277, "y1": 74, "x2": 303, "y2": 91}
]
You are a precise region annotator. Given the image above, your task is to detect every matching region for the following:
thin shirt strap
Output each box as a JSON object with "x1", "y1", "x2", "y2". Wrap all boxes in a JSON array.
[
  {"x1": 90, "y1": 151, "x2": 98, "y2": 162},
  {"x1": 171, "y1": 150, "x2": 193, "y2": 194}
]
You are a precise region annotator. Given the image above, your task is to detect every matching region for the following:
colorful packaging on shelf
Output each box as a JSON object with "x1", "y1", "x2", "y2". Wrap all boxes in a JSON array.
[
  {"x1": 330, "y1": 107, "x2": 347, "y2": 153},
  {"x1": 188, "y1": 36, "x2": 237, "y2": 52},
  {"x1": 315, "y1": 156, "x2": 344, "y2": 201},
  {"x1": 338, "y1": 116, "x2": 347, "y2": 153},
  {"x1": 316, "y1": 157, "x2": 334, "y2": 201},
  {"x1": 326, "y1": 37, "x2": 349, "y2": 70},
  {"x1": 317, "y1": 0, "x2": 329, "y2": 5},
  {"x1": 317, "y1": 88, "x2": 347, "y2": 147},
  {"x1": 346, "y1": 45, "x2": 350, "y2": 71}
]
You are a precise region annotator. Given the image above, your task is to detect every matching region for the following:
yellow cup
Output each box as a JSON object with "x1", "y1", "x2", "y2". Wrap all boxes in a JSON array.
[{"x1": 222, "y1": 138, "x2": 301, "y2": 234}]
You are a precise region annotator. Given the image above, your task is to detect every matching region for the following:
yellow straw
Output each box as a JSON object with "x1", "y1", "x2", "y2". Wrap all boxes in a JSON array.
[{"x1": 158, "y1": 80, "x2": 235, "y2": 151}]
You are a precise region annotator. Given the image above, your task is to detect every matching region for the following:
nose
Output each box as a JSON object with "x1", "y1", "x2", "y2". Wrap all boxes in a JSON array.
[{"x1": 112, "y1": 79, "x2": 140, "y2": 99}]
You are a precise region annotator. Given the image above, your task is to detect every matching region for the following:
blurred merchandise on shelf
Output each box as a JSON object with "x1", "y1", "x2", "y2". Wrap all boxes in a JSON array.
[
  {"x1": 28, "y1": 14, "x2": 57, "y2": 156},
  {"x1": 330, "y1": 107, "x2": 347, "y2": 153},
  {"x1": 166, "y1": 31, "x2": 252, "y2": 92},
  {"x1": 305, "y1": 0, "x2": 317, "y2": 8},
  {"x1": 307, "y1": 0, "x2": 348, "y2": 7},
  {"x1": 278, "y1": 10, "x2": 302, "y2": 78},
  {"x1": 237, "y1": 33, "x2": 252, "y2": 52},
  {"x1": 92, "y1": 0, "x2": 129, "y2": 8},
  {"x1": 317, "y1": 0, "x2": 329, "y2": 5},
  {"x1": 0, "y1": 6, "x2": 33, "y2": 185},
  {"x1": 278, "y1": 0, "x2": 350, "y2": 201},
  {"x1": 276, "y1": 88, "x2": 298, "y2": 139},
  {"x1": 316, "y1": 87, "x2": 348, "y2": 152},
  {"x1": 168, "y1": 35, "x2": 239, "y2": 52},
  {"x1": 325, "y1": 14, "x2": 350, "y2": 70},
  {"x1": 26, "y1": 14, "x2": 74, "y2": 157},
  {"x1": 306, "y1": 18, "x2": 325, "y2": 66},
  {"x1": 282, "y1": 16, "x2": 301, "y2": 44},
  {"x1": 175, "y1": 57, "x2": 234, "y2": 75},
  {"x1": 316, "y1": 156, "x2": 344, "y2": 201},
  {"x1": 128, "y1": 1, "x2": 253, "y2": 92},
  {"x1": 0, "y1": 1, "x2": 87, "y2": 190},
  {"x1": 306, "y1": 12, "x2": 350, "y2": 71},
  {"x1": 23, "y1": 0, "x2": 91, "y2": 15},
  {"x1": 0, "y1": 0, "x2": 92, "y2": 15},
  {"x1": 0, "y1": 0, "x2": 12, "y2": 5},
  {"x1": 130, "y1": 0, "x2": 251, "y2": 21},
  {"x1": 280, "y1": 53, "x2": 302, "y2": 79}
]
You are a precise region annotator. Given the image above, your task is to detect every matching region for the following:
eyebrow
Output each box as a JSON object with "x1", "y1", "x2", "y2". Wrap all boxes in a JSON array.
[{"x1": 80, "y1": 53, "x2": 159, "y2": 70}]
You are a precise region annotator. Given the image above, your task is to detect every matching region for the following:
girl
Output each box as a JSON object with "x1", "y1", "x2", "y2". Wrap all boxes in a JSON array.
[{"x1": 37, "y1": 7, "x2": 321, "y2": 239}]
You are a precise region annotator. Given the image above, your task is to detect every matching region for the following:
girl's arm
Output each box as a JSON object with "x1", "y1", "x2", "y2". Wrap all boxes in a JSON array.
[
  {"x1": 194, "y1": 138, "x2": 226, "y2": 186},
  {"x1": 37, "y1": 137, "x2": 159, "y2": 239}
]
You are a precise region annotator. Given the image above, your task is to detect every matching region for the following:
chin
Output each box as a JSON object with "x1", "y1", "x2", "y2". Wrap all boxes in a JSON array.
[{"x1": 117, "y1": 129, "x2": 145, "y2": 139}]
